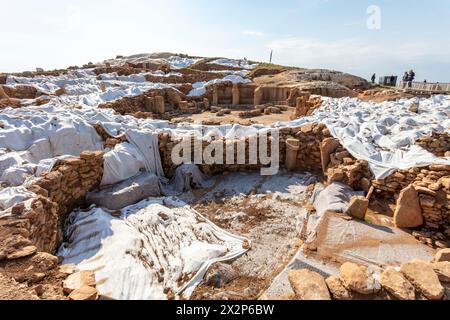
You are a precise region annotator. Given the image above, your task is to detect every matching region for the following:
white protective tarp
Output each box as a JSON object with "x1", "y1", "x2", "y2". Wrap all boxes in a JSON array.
[
  {"x1": 0, "y1": 187, "x2": 36, "y2": 210},
  {"x1": 58, "y1": 197, "x2": 249, "y2": 300}
]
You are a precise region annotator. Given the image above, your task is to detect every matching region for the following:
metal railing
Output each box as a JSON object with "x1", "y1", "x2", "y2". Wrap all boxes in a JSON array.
[{"x1": 397, "y1": 81, "x2": 450, "y2": 93}]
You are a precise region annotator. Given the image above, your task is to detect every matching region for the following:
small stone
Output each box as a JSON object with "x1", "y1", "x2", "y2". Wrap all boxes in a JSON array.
[
  {"x1": 204, "y1": 263, "x2": 237, "y2": 288},
  {"x1": 325, "y1": 276, "x2": 353, "y2": 300},
  {"x1": 400, "y1": 260, "x2": 444, "y2": 300},
  {"x1": 340, "y1": 262, "x2": 380, "y2": 295},
  {"x1": 63, "y1": 270, "x2": 96, "y2": 294},
  {"x1": 431, "y1": 262, "x2": 450, "y2": 283},
  {"x1": 30, "y1": 252, "x2": 59, "y2": 271},
  {"x1": 434, "y1": 249, "x2": 450, "y2": 262},
  {"x1": 288, "y1": 269, "x2": 331, "y2": 300},
  {"x1": 59, "y1": 264, "x2": 78, "y2": 276},
  {"x1": 380, "y1": 269, "x2": 416, "y2": 300},
  {"x1": 346, "y1": 196, "x2": 369, "y2": 220},
  {"x1": 68, "y1": 285, "x2": 99, "y2": 300}
]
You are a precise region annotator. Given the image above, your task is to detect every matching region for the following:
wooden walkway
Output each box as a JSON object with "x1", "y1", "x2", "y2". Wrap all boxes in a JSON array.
[{"x1": 397, "y1": 81, "x2": 450, "y2": 94}]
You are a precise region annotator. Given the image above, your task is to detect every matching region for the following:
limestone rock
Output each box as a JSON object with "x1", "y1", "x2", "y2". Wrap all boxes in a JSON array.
[
  {"x1": 400, "y1": 260, "x2": 444, "y2": 300},
  {"x1": 288, "y1": 269, "x2": 331, "y2": 300},
  {"x1": 434, "y1": 249, "x2": 450, "y2": 262},
  {"x1": 380, "y1": 269, "x2": 416, "y2": 300},
  {"x1": 68, "y1": 285, "x2": 99, "y2": 300},
  {"x1": 346, "y1": 196, "x2": 369, "y2": 220},
  {"x1": 30, "y1": 252, "x2": 59, "y2": 272},
  {"x1": 340, "y1": 263, "x2": 380, "y2": 295},
  {"x1": 394, "y1": 185, "x2": 424, "y2": 228},
  {"x1": 431, "y1": 262, "x2": 450, "y2": 283},
  {"x1": 325, "y1": 276, "x2": 353, "y2": 300},
  {"x1": 63, "y1": 270, "x2": 96, "y2": 294},
  {"x1": 59, "y1": 264, "x2": 78, "y2": 276},
  {"x1": 320, "y1": 138, "x2": 341, "y2": 171},
  {"x1": 204, "y1": 263, "x2": 237, "y2": 288},
  {"x1": 7, "y1": 246, "x2": 37, "y2": 260}
]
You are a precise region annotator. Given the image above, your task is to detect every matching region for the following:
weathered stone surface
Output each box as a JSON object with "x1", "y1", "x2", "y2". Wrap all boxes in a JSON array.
[
  {"x1": 434, "y1": 249, "x2": 450, "y2": 262},
  {"x1": 204, "y1": 263, "x2": 237, "y2": 288},
  {"x1": 6, "y1": 246, "x2": 37, "y2": 260},
  {"x1": 394, "y1": 185, "x2": 424, "y2": 228},
  {"x1": 68, "y1": 285, "x2": 99, "y2": 300},
  {"x1": 346, "y1": 196, "x2": 369, "y2": 220},
  {"x1": 431, "y1": 262, "x2": 450, "y2": 283},
  {"x1": 325, "y1": 276, "x2": 353, "y2": 300},
  {"x1": 380, "y1": 269, "x2": 416, "y2": 300},
  {"x1": 340, "y1": 263, "x2": 380, "y2": 295},
  {"x1": 30, "y1": 252, "x2": 59, "y2": 271},
  {"x1": 400, "y1": 260, "x2": 444, "y2": 300},
  {"x1": 63, "y1": 270, "x2": 96, "y2": 294},
  {"x1": 288, "y1": 269, "x2": 331, "y2": 300},
  {"x1": 59, "y1": 264, "x2": 78, "y2": 276}
]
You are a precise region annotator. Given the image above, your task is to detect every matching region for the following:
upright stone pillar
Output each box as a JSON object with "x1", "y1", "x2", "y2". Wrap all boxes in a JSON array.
[
  {"x1": 232, "y1": 83, "x2": 240, "y2": 106},
  {"x1": 212, "y1": 86, "x2": 219, "y2": 106},
  {"x1": 154, "y1": 96, "x2": 165, "y2": 114},
  {"x1": 254, "y1": 86, "x2": 263, "y2": 106}
]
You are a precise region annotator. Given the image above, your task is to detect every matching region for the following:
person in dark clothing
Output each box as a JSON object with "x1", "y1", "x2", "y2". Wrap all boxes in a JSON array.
[
  {"x1": 402, "y1": 72, "x2": 409, "y2": 89},
  {"x1": 371, "y1": 73, "x2": 376, "y2": 84},
  {"x1": 408, "y1": 70, "x2": 416, "y2": 88}
]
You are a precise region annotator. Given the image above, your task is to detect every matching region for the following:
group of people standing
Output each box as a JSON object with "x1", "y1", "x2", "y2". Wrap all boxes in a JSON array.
[{"x1": 403, "y1": 70, "x2": 416, "y2": 88}]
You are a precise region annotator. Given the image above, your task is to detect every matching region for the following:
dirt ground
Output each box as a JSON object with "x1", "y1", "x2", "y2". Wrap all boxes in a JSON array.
[
  {"x1": 178, "y1": 170, "x2": 318, "y2": 300},
  {"x1": 172, "y1": 108, "x2": 295, "y2": 126}
]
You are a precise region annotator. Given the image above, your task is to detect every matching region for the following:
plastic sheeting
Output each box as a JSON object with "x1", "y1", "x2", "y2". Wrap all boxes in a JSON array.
[
  {"x1": 172, "y1": 164, "x2": 209, "y2": 193},
  {"x1": 0, "y1": 187, "x2": 35, "y2": 211},
  {"x1": 58, "y1": 197, "x2": 249, "y2": 300},
  {"x1": 87, "y1": 173, "x2": 163, "y2": 210},
  {"x1": 101, "y1": 143, "x2": 146, "y2": 186},
  {"x1": 311, "y1": 183, "x2": 363, "y2": 216}
]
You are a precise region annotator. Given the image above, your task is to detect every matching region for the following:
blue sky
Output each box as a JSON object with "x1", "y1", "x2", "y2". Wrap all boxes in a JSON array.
[{"x1": 1, "y1": 0, "x2": 449, "y2": 81}]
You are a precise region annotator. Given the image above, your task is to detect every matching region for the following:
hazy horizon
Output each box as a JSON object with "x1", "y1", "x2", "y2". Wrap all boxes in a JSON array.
[{"x1": 2, "y1": 0, "x2": 449, "y2": 82}]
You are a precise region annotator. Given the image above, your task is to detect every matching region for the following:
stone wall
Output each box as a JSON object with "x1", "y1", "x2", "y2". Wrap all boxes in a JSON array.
[
  {"x1": 372, "y1": 165, "x2": 450, "y2": 234},
  {"x1": 416, "y1": 132, "x2": 450, "y2": 158},
  {"x1": 0, "y1": 151, "x2": 104, "y2": 260}
]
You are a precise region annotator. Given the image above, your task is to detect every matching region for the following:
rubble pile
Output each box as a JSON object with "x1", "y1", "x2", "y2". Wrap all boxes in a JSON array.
[
  {"x1": 416, "y1": 132, "x2": 450, "y2": 158},
  {"x1": 285, "y1": 249, "x2": 450, "y2": 300}
]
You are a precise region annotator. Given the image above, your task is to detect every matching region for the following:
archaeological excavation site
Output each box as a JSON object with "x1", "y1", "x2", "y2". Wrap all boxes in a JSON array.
[{"x1": 0, "y1": 52, "x2": 449, "y2": 302}]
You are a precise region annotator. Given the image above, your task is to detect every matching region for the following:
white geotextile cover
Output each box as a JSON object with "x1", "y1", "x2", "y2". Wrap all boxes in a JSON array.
[
  {"x1": 0, "y1": 186, "x2": 35, "y2": 210},
  {"x1": 58, "y1": 197, "x2": 249, "y2": 300},
  {"x1": 312, "y1": 183, "x2": 363, "y2": 216}
]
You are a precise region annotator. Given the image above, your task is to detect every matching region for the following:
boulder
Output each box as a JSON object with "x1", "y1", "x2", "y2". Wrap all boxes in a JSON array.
[
  {"x1": 431, "y1": 262, "x2": 450, "y2": 283},
  {"x1": 400, "y1": 260, "x2": 444, "y2": 300},
  {"x1": 30, "y1": 252, "x2": 59, "y2": 271},
  {"x1": 434, "y1": 249, "x2": 450, "y2": 263},
  {"x1": 340, "y1": 263, "x2": 380, "y2": 295},
  {"x1": 394, "y1": 185, "x2": 424, "y2": 228},
  {"x1": 204, "y1": 263, "x2": 237, "y2": 288},
  {"x1": 380, "y1": 269, "x2": 416, "y2": 300},
  {"x1": 325, "y1": 276, "x2": 353, "y2": 300},
  {"x1": 288, "y1": 269, "x2": 331, "y2": 300},
  {"x1": 68, "y1": 285, "x2": 99, "y2": 301},
  {"x1": 63, "y1": 270, "x2": 96, "y2": 294},
  {"x1": 346, "y1": 196, "x2": 369, "y2": 220}
]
